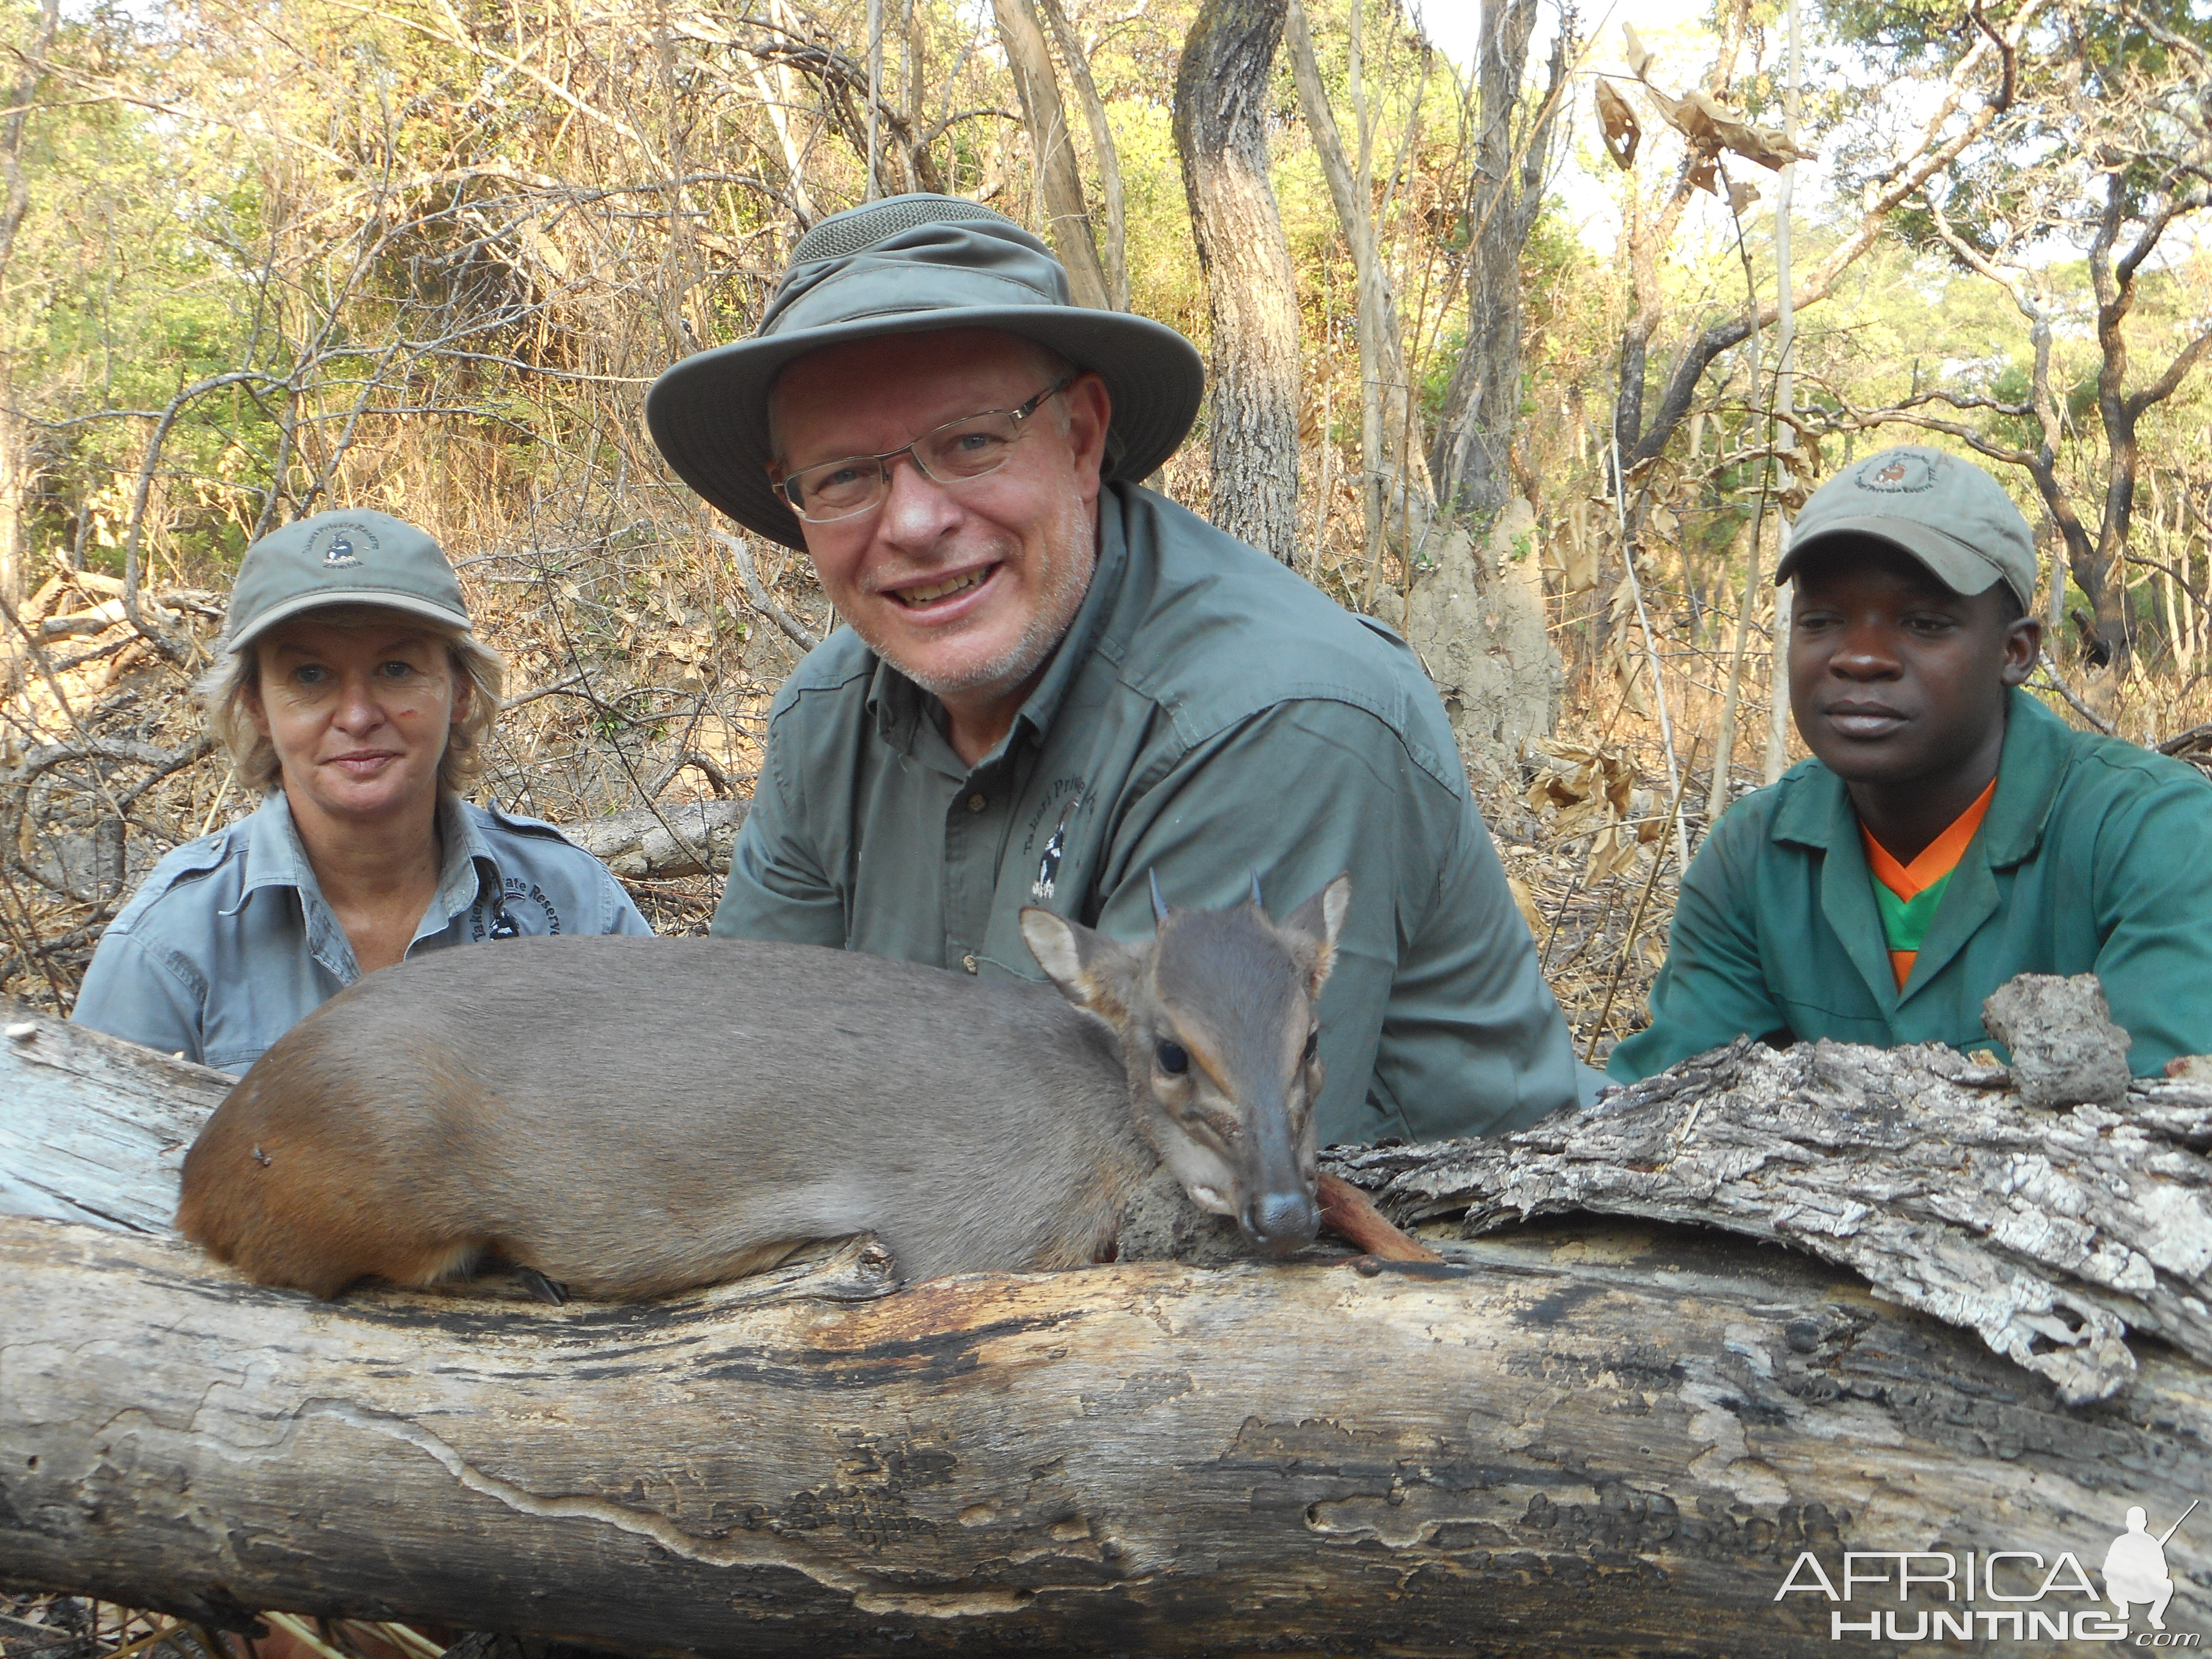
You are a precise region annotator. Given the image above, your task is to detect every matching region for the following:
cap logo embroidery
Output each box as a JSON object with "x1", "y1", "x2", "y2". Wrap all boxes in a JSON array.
[
  {"x1": 1854, "y1": 453, "x2": 1937, "y2": 494},
  {"x1": 307, "y1": 522, "x2": 380, "y2": 568}
]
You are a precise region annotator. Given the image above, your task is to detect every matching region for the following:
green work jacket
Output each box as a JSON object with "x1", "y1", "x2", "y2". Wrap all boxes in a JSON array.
[
  {"x1": 1610, "y1": 690, "x2": 2212, "y2": 1081},
  {"x1": 711, "y1": 482, "x2": 1584, "y2": 1145}
]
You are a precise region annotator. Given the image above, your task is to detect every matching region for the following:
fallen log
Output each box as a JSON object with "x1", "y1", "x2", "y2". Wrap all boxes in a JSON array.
[
  {"x1": 555, "y1": 797, "x2": 748, "y2": 881},
  {"x1": 3, "y1": 1004, "x2": 2209, "y2": 1656},
  {"x1": 1331, "y1": 1030, "x2": 2212, "y2": 1407}
]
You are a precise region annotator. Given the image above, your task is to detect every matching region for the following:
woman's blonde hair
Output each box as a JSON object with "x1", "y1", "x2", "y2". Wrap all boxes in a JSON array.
[{"x1": 198, "y1": 606, "x2": 506, "y2": 797}]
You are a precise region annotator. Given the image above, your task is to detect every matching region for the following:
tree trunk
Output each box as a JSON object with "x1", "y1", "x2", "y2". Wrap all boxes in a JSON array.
[
  {"x1": 0, "y1": 0, "x2": 61, "y2": 610},
  {"x1": 6, "y1": 998, "x2": 2210, "y2": 1653},
  {"x1": 1174, "y1": 0, "x2": 1300, "y2": 564},
  {"x1": 1036, "y1": 0, "x2": 1127, "y2": 312},
  {"x1": 1429, "y1": 0, "x2": 1568, "y2": 520},
  {"x1": 1284, "y1": 0, "x2": 1432, "y2": 561},
  {"x1": 991, "y1": 0, "x2": 1112, "y2": 312}
]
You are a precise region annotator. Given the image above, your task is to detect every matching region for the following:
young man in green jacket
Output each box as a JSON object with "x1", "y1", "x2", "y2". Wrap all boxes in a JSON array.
[{"x1": 1610, "y1": 445, "x2": 2212, "y2": 1082}]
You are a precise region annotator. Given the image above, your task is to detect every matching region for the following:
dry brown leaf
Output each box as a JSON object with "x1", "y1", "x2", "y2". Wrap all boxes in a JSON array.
[
  {"x1": 1708, "y1": 111, "x2": 1809, "y2": 172},
  {"x1": 1562, "y1": 499, "x2": 1600, "y2": 594},
  {"x1": 1595, "y1": 79, "x2": 1641, "y2": 170},
  {"x1": 1506, "y1": 873, "x2": 1545, "y2": 937},
  {"x1": 1727, "y1": 179, "x2": 1760, "y2": 215},
  {"x1": 1638, "y1": 78, "x2": 1813, "y2": 185},
  {"x1": 1585, "y1": 820, "x2": 1642, "y2": 883},
  {"x1": 1622, "y1": 21, "x2": 1653, "y2": 79}
]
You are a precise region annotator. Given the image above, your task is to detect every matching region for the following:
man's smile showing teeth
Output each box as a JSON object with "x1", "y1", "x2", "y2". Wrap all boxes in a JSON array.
[{"x1": 894, "y1": 567, "x2": 992, "y2": 607}]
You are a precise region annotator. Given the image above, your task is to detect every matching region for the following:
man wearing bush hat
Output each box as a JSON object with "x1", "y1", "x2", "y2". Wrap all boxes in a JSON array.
[
  {"x1": 1611, "y1": 444, "x2": 2212, "y2": 1082},
  {"x1": 646, "y1": 194, "x2": 1593, "y2": 1143}
]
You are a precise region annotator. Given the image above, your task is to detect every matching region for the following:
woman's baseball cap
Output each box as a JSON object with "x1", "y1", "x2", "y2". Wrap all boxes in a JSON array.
[
  {"x1": 222, "y1": 510, "x2": 474, "y2": 654},
  {"x1": 644, "y1": 194, "x2": 1206, "y2": 551}
]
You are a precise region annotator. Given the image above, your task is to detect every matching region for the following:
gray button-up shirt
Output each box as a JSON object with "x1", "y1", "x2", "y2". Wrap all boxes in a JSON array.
[
  {"x1": 711, "y1": 483, "x2": 1582, "y2": 1144},
  {"x1": 74, "y1": 791, "x2": 653, "y2": 1073}
]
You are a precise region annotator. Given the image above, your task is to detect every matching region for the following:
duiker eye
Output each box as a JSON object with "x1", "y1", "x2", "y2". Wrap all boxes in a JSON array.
[
  {"x1": 1155, "y1": 1039, "x2": 1189, "y2": 1076},
  {"x1": 1303, "y1": 1029, "x2": 1319, "y2": 1062}
]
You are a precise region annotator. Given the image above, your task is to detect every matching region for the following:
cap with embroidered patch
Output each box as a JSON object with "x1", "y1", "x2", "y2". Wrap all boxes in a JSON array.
[
  {"x1": 223, "y1": 510, "x2": 474, "y2": 654},
  {"x1": 1774, "y1": 444, "x2": 2038, "y2": 611}
]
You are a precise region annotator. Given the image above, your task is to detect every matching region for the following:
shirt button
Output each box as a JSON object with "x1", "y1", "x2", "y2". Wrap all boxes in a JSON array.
[
  {"x1": 966, "y1": 793, "x2": 988, "y2": 813},
  {"x1": 961, "y1": 953, "x2": 980, "y2": 974}
]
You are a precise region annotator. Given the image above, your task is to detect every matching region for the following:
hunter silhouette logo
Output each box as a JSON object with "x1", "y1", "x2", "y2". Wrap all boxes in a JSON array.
[
  {"x1": 2107, "y1": 1501, "x2": 2197, "y2": 1632},
  {"x1": 1774, "y1": 1497, "x2": 2201, "y2": 1643}
]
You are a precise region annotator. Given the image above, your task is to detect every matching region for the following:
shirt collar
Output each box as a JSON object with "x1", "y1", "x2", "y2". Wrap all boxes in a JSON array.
[
  {"x1": 432, "y1": 792, "x2": 503, "y2": 924},
  {"x1": 860, "y1": 486, "x2": 1133, "y2": 766},
  {"x1": 1771, "y1": 687, "x2": 2069, "y2": 868},
  {"x1": 240, "y1": 790, "x2": 319, "y2": 896},
  {"x1": 238, "y1": 787, "x2": 501, "y2": 926}
]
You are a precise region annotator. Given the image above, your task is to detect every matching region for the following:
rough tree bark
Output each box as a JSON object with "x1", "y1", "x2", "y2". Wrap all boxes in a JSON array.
[
  {"x1": 1285, "y1": 0, "x2": 1433, "y2": 563},
  {"x1": 991, "y1": 0, "x2": 1112, "y2": 312},
  {"x1": 558, "y1": 797, "x2": 748, "y2": 880},
  {"x1": 0, "y1": 0, "x2": 62, "y2": 609},
  {"x1": 1036, "y1": 0, "x2": 1127, "y2": 312},
  {"x1": 1430, "y1": 0, "x2": 1571, "y2": 520},
  {"x1": 5, "y1": 999, "x2": 2210, "y2": 1653},
  {"x1": 1174, "y1": 0, "x2": 1301, "y2": 564}
]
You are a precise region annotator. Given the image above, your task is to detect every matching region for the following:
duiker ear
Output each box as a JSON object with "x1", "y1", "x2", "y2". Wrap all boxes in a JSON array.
[
  {"x1": 1020, "y1": 908, "x2": 1143, "y2": 1024},
  {"x1": 1273, "y1": 873, "x2": 1352, "y2": 1001}
]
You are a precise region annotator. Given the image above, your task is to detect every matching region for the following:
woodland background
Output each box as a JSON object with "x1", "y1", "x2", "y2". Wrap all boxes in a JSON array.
[{"x1": 0, "y1": 0, "x2": 2208, "y2": 1060}]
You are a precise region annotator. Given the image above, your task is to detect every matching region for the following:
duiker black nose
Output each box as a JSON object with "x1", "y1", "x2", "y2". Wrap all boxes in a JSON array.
[{"x1": 1245, "y1": 1189, "x2": 1319, "y2": 1255}]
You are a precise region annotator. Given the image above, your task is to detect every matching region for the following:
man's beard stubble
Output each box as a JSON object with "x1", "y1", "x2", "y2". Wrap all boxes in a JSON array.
[{"x1": 862, "y1": 488, "x2": 1097, "y2": 703}]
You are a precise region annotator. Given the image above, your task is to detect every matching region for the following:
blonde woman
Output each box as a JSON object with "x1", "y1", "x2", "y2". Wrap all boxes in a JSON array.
[{"x1": 75, "y1": 509, "x2": 651, "y2": 1072}]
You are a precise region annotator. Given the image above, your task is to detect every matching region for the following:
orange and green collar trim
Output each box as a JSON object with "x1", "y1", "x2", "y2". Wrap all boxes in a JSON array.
[{"x1": 1862, "y1": 778, "x2": 1997, "y2": 990}]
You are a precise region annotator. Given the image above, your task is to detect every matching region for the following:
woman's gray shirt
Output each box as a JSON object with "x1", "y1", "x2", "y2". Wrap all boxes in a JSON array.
[{"x1": 73, "y1": 791, "x2": 653, "y2": 1073}]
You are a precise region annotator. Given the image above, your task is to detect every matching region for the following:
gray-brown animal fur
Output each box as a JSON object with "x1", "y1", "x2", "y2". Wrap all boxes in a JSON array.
[{"x1": 176, "y1": 878, "x2": 1350, "y2": 1300}]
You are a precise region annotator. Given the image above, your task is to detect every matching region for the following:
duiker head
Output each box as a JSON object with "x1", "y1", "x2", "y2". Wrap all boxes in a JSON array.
[{"x1": 1020, "y1": 874, "x2": 1350, "y2": 1256}]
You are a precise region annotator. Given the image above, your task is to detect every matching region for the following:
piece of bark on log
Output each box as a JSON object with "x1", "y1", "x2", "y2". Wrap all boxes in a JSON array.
[
  {"x1": 1325, "y1": 1033, "x2": 2212, "y2": 1406},
  {"x1": 3, "y1": 1006, "x2": 2209, "y2": 1655}
]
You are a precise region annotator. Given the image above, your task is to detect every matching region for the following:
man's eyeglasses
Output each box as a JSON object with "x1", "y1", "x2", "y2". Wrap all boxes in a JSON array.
[{"x1": 776, "y1": 376, "x2": 1077, "y2": 524}]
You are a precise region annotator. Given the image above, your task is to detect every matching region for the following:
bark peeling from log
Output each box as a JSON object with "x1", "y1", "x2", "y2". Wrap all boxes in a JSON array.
[
  {"x1": 1325, "y1": 1035, "x2": 2212, "y2": 1405},
  {"x1": 7, "y1": 1002, "x2": 2212, "y2": 1653},
  {"x1": 5, "y1": 1217, "x2": 2208, "y2": 1657}
]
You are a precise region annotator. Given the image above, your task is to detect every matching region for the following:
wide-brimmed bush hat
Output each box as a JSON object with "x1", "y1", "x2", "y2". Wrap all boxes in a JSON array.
[
  {"x1": 645, "y1": 194, "x2": 1206, "y2": 551},
  {"x1": 1775, "y1": 444, "x2": 2038, "y2": 612},
  {"x1": 223, "y1": 510, "x2": 473, "y2": 654}
]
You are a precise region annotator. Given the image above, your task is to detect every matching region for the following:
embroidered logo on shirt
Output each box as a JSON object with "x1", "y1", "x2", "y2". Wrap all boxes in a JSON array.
[
  {"x1": 472, "y1": 878, "x2": 564, "y2": 941},
  {"x1": 1027, "y1": 786, "x2": 1088, "y2": 902}
]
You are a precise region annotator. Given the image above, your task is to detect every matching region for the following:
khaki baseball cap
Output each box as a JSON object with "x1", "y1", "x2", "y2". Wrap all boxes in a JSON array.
[
  {"x1": 1774, "y1": 444, "x2": 2038, "y2": 611},
  {"x1": 223, "y1": 510, "x2": 474, "y2": 654}
]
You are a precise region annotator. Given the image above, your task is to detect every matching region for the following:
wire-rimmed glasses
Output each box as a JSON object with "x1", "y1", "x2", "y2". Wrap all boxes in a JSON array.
[{"x1": 775, "y1": 376, "x2": 1077, "y2": 524}]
